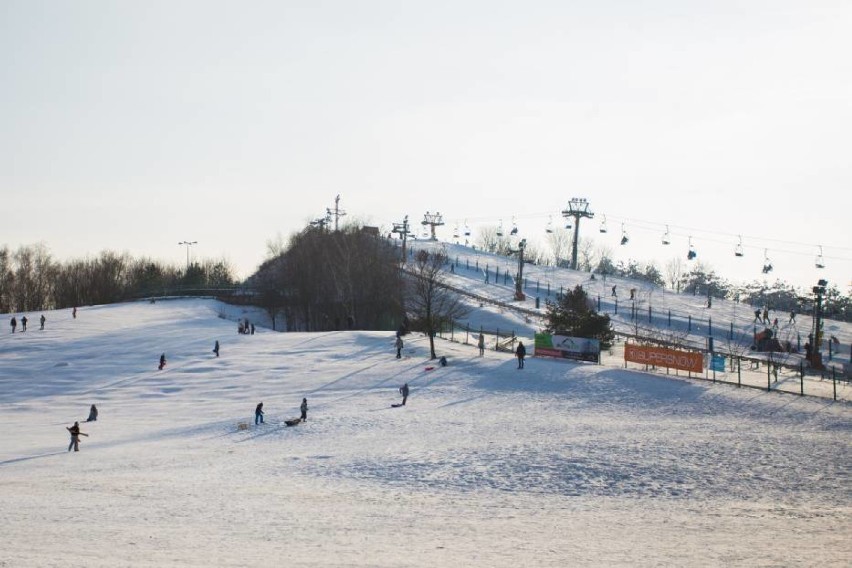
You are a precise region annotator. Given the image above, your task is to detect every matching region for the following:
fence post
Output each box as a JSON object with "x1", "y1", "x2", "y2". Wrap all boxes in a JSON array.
[
  {"x1": 614, "y1": 298, "x2": 618, "y2": 315},
  {"x1": 708, "y1": 317, "x2": 713, "y2": 337},
  {"x1": 668, "y1": 310, "x2": 671, "y2": 327},
  {"x1": 833, "y1": 368, "x2": 837, "y2": 401},
  {"x1": 800, "y1": 362, "x2": 804, "y2": 396},
  {"x1": 648, "y1": 305, "x2": 652, "y2": 323},
  {"x1": 688, "y1": 315, "x2": 691, "y2": 333},
  {"x1": 597, "y1": 295, "x2": 601, "y2": 311},
  {"x1": 767, "y1": 357, "x2": 771, "y2": 391},
  {"x1": 547, "y1": 282, "x2": 550, "y2": 296},
  {"x1": 466, "y1": 323, "x2": 470, "y2": 345},
  {"x1": 451, "y1": 320, "x2": 455, "y2": 342},
  {"x1": 737, "y1": 357, "x2": 741, "y2": 387},
  {"x1": 536, "y1": 280, "x2": 540, "y2": 293},
  {"x1": 730, "y1": 322, "x2": 734, "y2": 340},
  {"x1": 495, "y1": 328, "x2": 499, "y2": 351}
]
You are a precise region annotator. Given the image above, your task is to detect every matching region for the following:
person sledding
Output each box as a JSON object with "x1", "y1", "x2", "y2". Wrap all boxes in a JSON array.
[{"x1": 66, "y1": 421, "x2": 88, "y2": 452}]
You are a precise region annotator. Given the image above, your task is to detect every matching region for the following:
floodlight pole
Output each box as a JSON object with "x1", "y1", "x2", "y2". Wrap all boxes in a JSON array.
[
  {"x1": 561, "y1": 198, "x2": 594, "y2": 270},
  {"x1": 392, "y1": 215, "x2": 411, "y2": 264},
  {"x1": 178, "y1": 240, "x2": 198, "y2": 270},
  {"x1": 513, "y1": 238, "x2": 527, "y2": 301},
  {"x1": 812, "y1": 279, "x2": 827, "y2": 366}
]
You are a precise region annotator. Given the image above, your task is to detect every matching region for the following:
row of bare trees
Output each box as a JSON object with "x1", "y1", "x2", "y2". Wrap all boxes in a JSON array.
[{"x1": 0, "y1": 243, "x2": 236, "y2": 314}]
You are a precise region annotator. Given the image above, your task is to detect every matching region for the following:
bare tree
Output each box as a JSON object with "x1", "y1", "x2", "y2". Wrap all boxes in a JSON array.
[
  {"x1": 405, "y1": 248, "x2": 470, "y2": 359},
  {"x1": 665, "y1": 256, "x2": 685, "y2": 291},
  {"x1": 546, "y1": 228, "x2": 572, "y2": 267}
]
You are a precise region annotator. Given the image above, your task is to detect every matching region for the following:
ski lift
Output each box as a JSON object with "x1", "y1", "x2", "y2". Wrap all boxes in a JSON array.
[
  {"x1": 496, "y1": 219, "x2": 504, "y2": 238},
  {"x1": 815, "y1": 246, "x2": 826, "y2": 269},
  {"x1": 545, "y1": 216, "x2": 554, "y2": 234},
  {"x1": 735, "y1": 235, "x2": 744, "y2": 257},
  {"x1": 762, "y1": 249, "x2": 773, "y2": 274},
  {"x1": 463, "y1": 220, "x2": 471, "y2": 237},
  {"x1": 661, "y1": 225, "x2": 671, "y2": 245},
  {"x1": 510, "y1": 217, "x2": 518, "y2": 236},
  {"x1": 620, "y1": 223, "x2": 629, "y2": 245},
  {"x1": 452, "y1": 224, "x2": 460, "y2": 239},
  {"x1": 599, "y1": 215, "x2": 608, "y2": 233},
  {"x1": 687, "y1": 236, "x2": 697, "y2": 260}
]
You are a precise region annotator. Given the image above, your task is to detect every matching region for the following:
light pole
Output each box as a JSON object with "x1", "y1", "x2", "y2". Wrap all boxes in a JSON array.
[
  {"x1": 811, "y1": 278, "x2": 827, "y2": 368},
  {"x1": 511, "y1": 238, "x2": 527, "y2": 301},
  {"x1": 178, "y1": 241, "x2": 197, "y2": 271}
]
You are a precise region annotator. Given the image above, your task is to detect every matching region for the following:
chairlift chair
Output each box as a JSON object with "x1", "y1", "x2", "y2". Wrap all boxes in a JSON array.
[
  {"x1": 546, "y1": 216, "x2": 554, "y2": 234},
  {"x1": 463, "y1": 220, "x2": 471, "y2": 237},
  {"x1": 815, "y1": 246, "x2": 826, "y2": 269},
  {"x1": 496, "y1": 220, "x2": 504, "y2": 238},
  {"x1": 599, "y1": 215, "x2": 608, "y2": 234},
  {"x1": 762, "y1": 249, "x2": 773, "y2": 273},
  {"x1": 735, "y1": 236, "x2": 744, "y2": 257},
  {"x1": 452, "y1": 224, "x2": 460, "y2": 239},
  {"x1": 687, "y1": 236, "x2": 697, "y2": 260},
  {"x1": 620, "y1": 223, "x2": 629, "y2": 245},
  {"x1": 510, "y1": 217, "x2": 518, "y2": 236},
  {"x1": 661, "y1": 225, "x2": 671, "y2": 245}
]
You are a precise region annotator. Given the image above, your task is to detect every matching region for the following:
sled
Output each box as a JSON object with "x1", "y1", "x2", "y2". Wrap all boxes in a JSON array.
[
  {"x1": 391, "y1": 403, "x2": 404, "y2": 408},
  {"x1": 284, "y1": 418, "x2": 302, "y2": 427},
  {"x1": 236, "y1": 422, "x2": 249, "y2": 431},
  {"x1": 424, "y1": 366, "x2": 435, "y2": 371}
]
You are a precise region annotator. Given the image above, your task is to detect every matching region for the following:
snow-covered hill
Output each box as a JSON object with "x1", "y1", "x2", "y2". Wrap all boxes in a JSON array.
[{"x1": 1, "y1": 299, "x2": 849, "y2": 567}]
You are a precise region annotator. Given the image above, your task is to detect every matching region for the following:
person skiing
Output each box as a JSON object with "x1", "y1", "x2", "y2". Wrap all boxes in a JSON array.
[
  {"x1": 40, "y1": 314, "x2": 46, "y2": 330},
  {"x1": 158, "y1": 353, "x2": 166, "y2": 370},
  {"x1": 66, "y1": 421, "x2": 86, "y2": 452},
  {"x1": 10, "y1": 317, "x2": 16, "y2": 333},
  {"x1": 86, "y1": 404, "x2": 98, "y2": 422},
  {"x1": 478, "y1": 333, "x2": 485, "y2": 357},
  {"x1": 255, "y1": 402, "x2": 264, "y2": 425},
  {"x1": 399, "y1": 383, "x2": 409, "y2": 406},
  {"x1": 395, "y1": 335, "x2": 404, "y2": 359},
  {"x1": 516, "y1": 341, "x2": 527, "y2": 369},
  {"x1": 213, "y1": 340, "x2": 220, "y2": 357},
  {"x1": 300, "y1": 398, "x2": 308, "y2": 422},
  {"x1": 21, "y1": 316, "x2": 27, "y2": 332}
]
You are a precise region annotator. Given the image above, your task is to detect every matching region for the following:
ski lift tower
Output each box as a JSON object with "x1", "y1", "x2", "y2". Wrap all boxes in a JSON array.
[
  {"x1": 391, "y1": 215, "x2": 412, "y2": 264},
  {"x1": 510, "y1": 238, "x2": 528, "y2": 301},
  {"x1": 561, "y1": 198, "x2": 594, "y2": 270},
  {"x1": 421, "y1": 211, "x2": 444, "y2": 241}
]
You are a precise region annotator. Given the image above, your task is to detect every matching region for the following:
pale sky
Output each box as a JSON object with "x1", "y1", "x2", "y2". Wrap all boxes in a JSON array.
[{"x1": 1, "y1": 0, "x2": 850, "y2": 290}]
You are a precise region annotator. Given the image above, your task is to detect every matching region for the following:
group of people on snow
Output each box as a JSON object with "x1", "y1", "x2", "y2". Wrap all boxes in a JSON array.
[{"x1": 238, "y1": 319, "x2": 255, "y2": 335}]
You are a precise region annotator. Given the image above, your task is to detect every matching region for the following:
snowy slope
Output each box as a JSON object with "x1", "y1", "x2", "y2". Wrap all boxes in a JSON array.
[{"x1": 1, "y1": 298, "x2": 850, "y2": 567}]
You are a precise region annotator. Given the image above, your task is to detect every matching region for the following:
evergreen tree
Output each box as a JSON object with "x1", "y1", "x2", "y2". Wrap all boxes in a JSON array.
[{"x1": 544, "y1": 285, "x2": 615, "y2": 349}]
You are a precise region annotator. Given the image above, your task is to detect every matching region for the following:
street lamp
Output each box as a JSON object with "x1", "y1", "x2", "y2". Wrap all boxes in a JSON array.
[
  {"x1": 811, "y1": 278, "x2": 827, "y2": 368},
  {"x1": 510, "y1": 238, "x2": 527, "y2": 301},
  {"x1": 178, "y1": 241, "x2": 198, "y2": 270}
]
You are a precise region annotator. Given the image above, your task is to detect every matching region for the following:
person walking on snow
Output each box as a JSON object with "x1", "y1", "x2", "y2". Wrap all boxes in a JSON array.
[
  {"x1": 789, "y1": 310, "x2": 796, "y2": 324},
  {"x1": 21, "y1": 316, "x2": 27, "y2": 331},
  {"x1": 478, "y1": 333, "x2": 485, "y2": 356},
  {"x1": 255, "y1": 402, "x2": 264, "y2": 425},
  {"x1": 213, "y1": 340, "x2": 220, "y2": 357},
  {"x1": 10, "y1": 317, "x2": 16, "y2": 333},
  {"x1": 399, "y1": 383, "x2": 409, "y2": 406},
  {"x1": 40, "y1": 314, "x2": 46, "y2": 330},
  {"x1": 72, "y1": 307, "x2": 77, "y2": 319},
  {"x1": 300, "y1": 398, "x2": 308, "y2": 421},
  {"x1": 516, "y1": 341, "x2": 527, "y2": 369},
  {"x1": 67, "y1": 421, "x2": 86, "y2": 452},
  {"x1": 762, "y1": 307, "x2": 770, "y2": 325},
  {"x1": 395, "y1": 335, "x2": 404, "y2": 359},
  {"x1": 86, "y1": 404, "x2": 98, "y2": 422},
  {"x1": 158, "y1": 353, "x2": 166, "y2": 370}
]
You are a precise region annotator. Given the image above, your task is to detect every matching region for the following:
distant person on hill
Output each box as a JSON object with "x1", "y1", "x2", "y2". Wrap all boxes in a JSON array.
[
  {"x1": 611, "y1": 285, "x2": 617, "y2": 297},
  {"x1": 158, "y1": 353, "x2": 166, "y2": 370},
  {"x1": 40, "y1": 314, "x2": 46, "y2": 330},
  {"x1": 754, "y1": 309, "x2": 761, "y2": 322},
  {"x1": 72, "y1": 307, "x2": 77, "y2": 319},
  {"x1": 478, "y1": 334, "x2": 485, "y2": 356},
  {"x1": 516, "y1": 341, "x2": 527, "y2": 369},
  {"x1": 762, "y1": 307, "x2": 770, "y2": 325},
  {"x1": 238, "y1": 322, "x2": 244, "y2": 334},
  {"x1": 399, "y1": 383, "x2": 409, "y2": 406},
  {"x1": 255, "y1": 402, "x2": 264, "y2": 425},
  {"x1": 629, "y1": 288, "x2": 636, "y2": 300},
  {"x1": 21, "y1": 316, "x2": 28, "y2": 331},
  {"x1": 395, "y1": 335, "x2": 404, "y2": 359},
  {"x1": 772, "y1": 318, "x2": 779, "y2": 330},
  {"x1": 250, "y1": 323, "x2": 255, "y2": 335},
  {"x1": 86, "y1": 404, "x2": 98, "y2": 422},
  {"x1": 213, "y1": 340, "x2": 220, "y2": 357},
  {"x1": 789, "y1": 310, "x2": 796, "y2": 324},
  {"x1": 10, "y1": 316, "x2": 16, "y2": 333},
  {"x1": 300, "y1": 398, "x2": 308, "y2": 421}
]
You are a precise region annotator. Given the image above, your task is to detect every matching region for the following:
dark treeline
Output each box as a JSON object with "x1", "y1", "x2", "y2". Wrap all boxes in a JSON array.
[
  {"x1": 251, "y1": 224, "x2": 404, "y2": 331},
  {"x1": 0, "y1": 243, "x2": 236, "y2": 313}
]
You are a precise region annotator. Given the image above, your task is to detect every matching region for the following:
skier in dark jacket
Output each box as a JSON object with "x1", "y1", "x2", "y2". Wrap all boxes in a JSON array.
[
  {"x1": 300, "y1": 398, "x2": 308, "y2": 421},
  {"x1": 516, "y1": 341, "x2": 527, "y2": 369},
  {"x1": 395, "y1": 336, "x2": 403, "y2": 359},
  {"x1": 21, "y1": 316, "x2": 27, "y2": 331},
  {"x1": 67, "y1": 421, "x2": 85, "y2": 452},
  {"x1": 399, "y1": 383, "x2": 409, "y2": 406},
  {"x1": 10, "y1": 317, "x2": 16, "y2": 333},
  {"x1": 158, "y1": 353, "x2": 166, "y2": 370},
  {"x1": 86, "y1": 404, "x2": 98, "y2": 422},
  {"x1": 255, "y1": 402, "x2": 264, "y2": 425},
  {"x1": 40, "y1": 314, "x2": 46, "y2": 330},
  {"x1": 213, "y1": 340, "x2": 220, "y2": 357}
]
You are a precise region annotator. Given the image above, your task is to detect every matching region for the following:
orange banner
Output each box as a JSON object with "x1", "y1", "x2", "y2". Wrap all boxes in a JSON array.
[{"x1": 624, "y1": 344, "x2": 704, "y2": 374}]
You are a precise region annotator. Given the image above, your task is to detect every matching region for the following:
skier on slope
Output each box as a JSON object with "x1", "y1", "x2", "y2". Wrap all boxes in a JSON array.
[
  {"x1": 158, "y1": 353, "x2": 166, "y2": 370},
  {"x1": 255, "y1": 402, "x2": 264, "y2": 425},
  {"x1": 300, "y1": 398, "x2": 308, "y2": 422}
]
